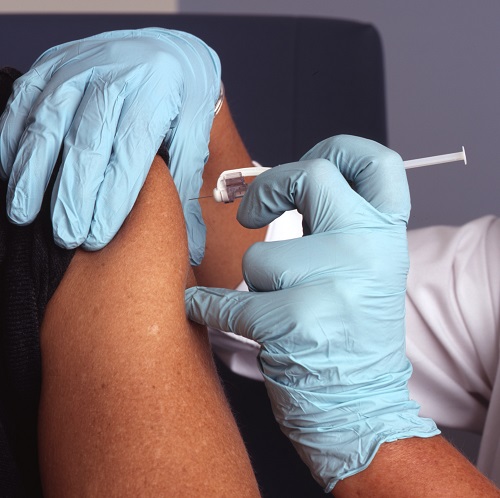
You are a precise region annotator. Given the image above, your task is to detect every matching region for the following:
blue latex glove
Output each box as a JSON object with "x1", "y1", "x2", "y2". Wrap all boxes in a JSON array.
[
  {"x1": 186, "y1": 135, "x2": 439, "y2": 491},
  {"x1": 0, "y1": 28, "x2": 221, "y2": 264}
]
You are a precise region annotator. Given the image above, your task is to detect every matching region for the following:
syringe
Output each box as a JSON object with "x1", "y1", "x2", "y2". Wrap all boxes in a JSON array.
[
  {"x1": 196, "y1": 147, "x2": 467, "y2": 203},
  {"x1": 403, "y1": 146, "x2": 467, "y2": 169}
]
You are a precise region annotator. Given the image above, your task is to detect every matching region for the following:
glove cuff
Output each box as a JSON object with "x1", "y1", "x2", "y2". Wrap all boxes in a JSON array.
[{"x1": 263, "y1": 373, "x2": 440, "y2": 492}]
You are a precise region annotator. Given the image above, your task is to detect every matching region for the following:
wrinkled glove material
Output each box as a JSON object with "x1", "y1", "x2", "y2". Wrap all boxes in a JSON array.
[
  {"x1": 0, "y1": 28, "x2": 221, "y2": 265},
  {"x1": 186, "y1": 135, "x2": 439, "y2": 491}
]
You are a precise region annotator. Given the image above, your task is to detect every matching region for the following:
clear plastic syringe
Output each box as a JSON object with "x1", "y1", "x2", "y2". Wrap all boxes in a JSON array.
[
  {"x1": 203, "y1": 147, "x2": 467, "y2": 203},
  {"x1": 404, "y1": 146, "x2": 467, "y2": 169}
]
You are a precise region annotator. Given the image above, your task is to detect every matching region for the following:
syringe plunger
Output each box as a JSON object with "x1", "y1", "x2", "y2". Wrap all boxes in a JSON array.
[{"x1": 403, "y1": 146, "x2": 467, "y2": 169}]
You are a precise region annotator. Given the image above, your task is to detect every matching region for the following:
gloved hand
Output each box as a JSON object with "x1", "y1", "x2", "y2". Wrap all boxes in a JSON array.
[
  {"x1": 186, "y1": 135, "x2": 439, "y2": 492},
  {"x1": 0, "y1": 28, "x2": 222, "y2": 264}
]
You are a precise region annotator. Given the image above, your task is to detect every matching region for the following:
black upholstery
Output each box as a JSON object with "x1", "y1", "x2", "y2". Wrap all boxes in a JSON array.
[{"x1": 0, "y1": 14, "x2": 387, "y2": 497}]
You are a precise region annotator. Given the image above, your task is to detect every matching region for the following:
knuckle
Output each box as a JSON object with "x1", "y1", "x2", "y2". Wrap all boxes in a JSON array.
[
  {"x1": 304, "y1": 157, "x2": 333, "y2": 174},
  {"x1": 300, "y1": 158, "x2": 335, "y2": 187},
  {"x1": 374, "y1": 147, "x2": 403, "y2": 167}
]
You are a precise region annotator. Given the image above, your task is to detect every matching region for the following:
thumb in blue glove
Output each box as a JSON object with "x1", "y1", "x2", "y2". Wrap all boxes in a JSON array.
[
  {"x1": 186, "y1": 135, "x2": 439, "y2": 492},
  {"x1": 0, "y1": 28, "x2": 221, "y2": 265}
]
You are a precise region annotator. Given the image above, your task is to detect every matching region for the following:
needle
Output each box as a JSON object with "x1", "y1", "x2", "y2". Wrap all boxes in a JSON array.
[{"x1": 189, "y1": 195, "x2": 214, "y2": 201}]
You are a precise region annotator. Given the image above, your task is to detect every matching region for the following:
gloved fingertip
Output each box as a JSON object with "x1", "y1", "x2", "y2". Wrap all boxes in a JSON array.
[
  {"x1": 6, "y1": 211, "x2": 31, "y2": 226},
  {"x1": 189, "y1": 254, "x2": 202, "y2": 266},
  {"x1": 184, "y1": 289, "x2": 201, "y2": 318},
  {"x1": 7, "y1": 180, "x2": 43, "y2": 225},
  {"x1": 83, "y1": 220, "x2": 120, "y2": 251},
  {"x1": 80, "y1": 236, "x2": 106, "y2": 252},
  {"x1": 184, "y1": 286, "x2": 198, "y2": 301},
  {"x1": 184, "y1": 288, "x2": 207, "y2": 323},
  {"x1": 52, "y1": 228, "x2": 84, "y2": 250},
  {"x1": 6, "y1": 200, "x2": 35, "y2": 226},
  {"x1": 188, "y1": 239, "x2": 205, "y2": 266},
  {"x1": 184, "y1": 208, "x2": 206, "y2": 266}
]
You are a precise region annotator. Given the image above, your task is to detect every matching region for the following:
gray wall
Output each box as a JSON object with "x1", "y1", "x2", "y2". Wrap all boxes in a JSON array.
[{"x1": 181, "y1": 0, "x2": 500, "y2": 230}]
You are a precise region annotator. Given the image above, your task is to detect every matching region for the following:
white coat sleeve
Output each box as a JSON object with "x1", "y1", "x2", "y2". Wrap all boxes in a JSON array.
[{"x1": 405, "y1": 215, "x2": 500, "y2": 484}]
